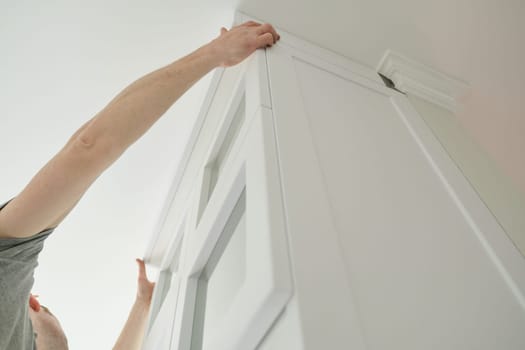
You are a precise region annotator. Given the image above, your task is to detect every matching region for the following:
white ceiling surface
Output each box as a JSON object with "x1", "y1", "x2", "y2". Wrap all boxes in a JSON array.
[{"x1": 1, "y1": 0, "x2": 523, "y2": 348}]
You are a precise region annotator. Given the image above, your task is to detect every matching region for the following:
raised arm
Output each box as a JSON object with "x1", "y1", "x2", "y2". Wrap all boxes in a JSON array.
[
  {"x1": 113, "y1": 259, "x2": 156, "y2": 350},
  {"x1": 0, "y1": 22, "x2": 279, "y2": 238}
]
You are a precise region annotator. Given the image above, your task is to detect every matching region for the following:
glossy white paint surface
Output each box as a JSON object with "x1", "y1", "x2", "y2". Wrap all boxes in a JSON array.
[{"x1": 144, "y1": 49, "x2": 293, "y2": 349}]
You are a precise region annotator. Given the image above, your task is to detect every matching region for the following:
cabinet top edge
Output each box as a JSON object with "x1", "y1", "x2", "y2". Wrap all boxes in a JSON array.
[{"x1": 234, "y1": 11, "x2": 383, "y2": 86}]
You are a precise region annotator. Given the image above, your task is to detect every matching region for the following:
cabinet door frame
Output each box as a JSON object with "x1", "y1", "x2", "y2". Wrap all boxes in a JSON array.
[
  {"x1": 144, "y1": 207, "x2": 190, "y2": 349},
  {"x1": 168, "y1": 50, "x2": 292, "y2": 350}
]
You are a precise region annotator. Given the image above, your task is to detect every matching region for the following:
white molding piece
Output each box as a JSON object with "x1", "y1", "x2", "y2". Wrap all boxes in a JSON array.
[
  {"x1": 377, "y1": 50, "x2": 469, "y2": 112},
  {"x1": 236, "y1": 12, "x2": 384, "y2": 86},
  {"x1": 144, "y1": 68, "x2": 224, "y2": 263}
]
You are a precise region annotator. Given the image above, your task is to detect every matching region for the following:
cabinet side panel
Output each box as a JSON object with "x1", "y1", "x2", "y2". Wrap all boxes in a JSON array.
[
  {"x1": 289, "y1": 55, "x2": 525, "y2": 349},
  {"x1": 267, "y1": 44, "x2": 368, "y2": 350}
]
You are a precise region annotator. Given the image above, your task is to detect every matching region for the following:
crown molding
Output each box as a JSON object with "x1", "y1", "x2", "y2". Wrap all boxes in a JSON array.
[{"x1": 377, "y1": 50, "x2": 469, "y2": 112}]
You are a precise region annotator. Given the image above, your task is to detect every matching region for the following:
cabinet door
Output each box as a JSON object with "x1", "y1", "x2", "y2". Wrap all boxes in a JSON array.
[
  {"x1": 267, "y1": 43, "x2": 525, "y2": 349},
  {"x1": 143, "y1": 213, "x2": 187, "y2": 350},
  {"x1": 143, "y1": 272, "x2": 181, "y2": 350},
  {"x1": 170, "y1": 51, "x2": 293, "y2": 350}
]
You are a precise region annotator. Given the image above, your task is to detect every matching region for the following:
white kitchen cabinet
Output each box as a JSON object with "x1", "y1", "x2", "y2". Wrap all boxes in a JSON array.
[{"x1": 143, "y1": 16, "x2": 525, "y2": 350}]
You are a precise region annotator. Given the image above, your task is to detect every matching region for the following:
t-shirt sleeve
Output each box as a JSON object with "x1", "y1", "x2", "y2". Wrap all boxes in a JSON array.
[
  {"x1": 0, "y1": 199, "x2": 54, "y2": 350},
  {"x1": 0, "y1": 200, "x2": 54, "y2": 260}
]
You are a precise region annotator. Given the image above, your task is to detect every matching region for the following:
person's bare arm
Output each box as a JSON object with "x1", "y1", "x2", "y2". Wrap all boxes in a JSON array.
[
  {"x1": 113, "y1": 259, "x2": 156, "y2": 350},
  {"x1": 0, "y1": 22, "x2": 279, "y2": 238}
]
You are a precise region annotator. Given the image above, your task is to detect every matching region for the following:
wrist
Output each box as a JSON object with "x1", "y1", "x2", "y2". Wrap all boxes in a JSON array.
[
  {"x1": 200, "y1": 39, "x2": 224, "y2": 68},
  {"x1": 165, "y1": 42, "x2": 222, "y2": 78},
  {"x1": 135, "y1": 296, "x2": 152, "y2": 308}
]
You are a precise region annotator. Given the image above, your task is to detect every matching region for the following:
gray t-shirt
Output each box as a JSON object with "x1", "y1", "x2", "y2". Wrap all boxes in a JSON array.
[{"x1": 0, "y1": 200, "x2": 53, "y2": 350}]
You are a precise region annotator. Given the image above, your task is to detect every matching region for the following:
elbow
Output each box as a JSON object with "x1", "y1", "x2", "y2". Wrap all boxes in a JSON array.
[
  {"x1": 76, "y1": 131, "x2": 97, "y2": 150},
  {"x1": 68, "y1": 130, "x2": 116, "y2": 168},
  {"x1": 67, "y1": 114, "x2": 126, "y2": 167},
  {"x1": 73, "y1": 126, "x2": 106, "y2": 155}
]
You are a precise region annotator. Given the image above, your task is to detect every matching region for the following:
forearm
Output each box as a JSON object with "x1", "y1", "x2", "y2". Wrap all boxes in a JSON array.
[
  {"x1": 77, "y1": 43, "x2": 220, "y2": 166},
  {"x1": 113, "y1": 298, "x2": 151, "y2": 350}
]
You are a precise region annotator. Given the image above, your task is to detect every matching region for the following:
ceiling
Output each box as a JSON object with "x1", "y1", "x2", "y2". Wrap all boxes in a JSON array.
[{"x1": 1, "y1": 0, "x2": 523, "y2": 349}]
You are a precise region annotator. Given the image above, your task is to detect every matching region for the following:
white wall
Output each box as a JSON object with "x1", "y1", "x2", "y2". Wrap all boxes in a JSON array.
[{"x1": 408, "y1": 95, "x2": 525, "y2": 256}]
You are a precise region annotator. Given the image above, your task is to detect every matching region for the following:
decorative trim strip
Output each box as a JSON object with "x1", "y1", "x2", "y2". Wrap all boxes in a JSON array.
[
  {"x1": 377, "y1": 50, "x2": 469, "y2": 112},
  {"x1": 236, "y1": 12, "x2": 384, "y2": 86}
]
